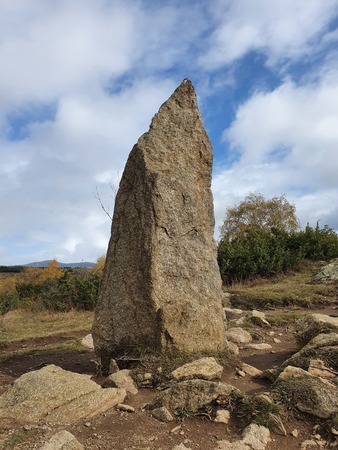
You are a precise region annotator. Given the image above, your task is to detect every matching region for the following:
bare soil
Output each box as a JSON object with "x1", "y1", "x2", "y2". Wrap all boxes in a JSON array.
[{"x1": 0, "y1": 307, "x2": 337, "y2": 449}]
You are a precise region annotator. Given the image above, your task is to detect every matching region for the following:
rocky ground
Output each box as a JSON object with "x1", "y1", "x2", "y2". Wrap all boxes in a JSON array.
[{"x1": 0, "y1": 306, "x2": 337, "y2": 450}]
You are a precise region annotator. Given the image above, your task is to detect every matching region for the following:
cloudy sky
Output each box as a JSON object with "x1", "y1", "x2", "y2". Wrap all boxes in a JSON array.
[{"x1": 1, "y1": 0, "x2": 338, "y2": 265}]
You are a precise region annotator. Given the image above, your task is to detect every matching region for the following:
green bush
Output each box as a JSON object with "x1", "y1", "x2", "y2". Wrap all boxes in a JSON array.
[{"x1": 0, "y1": 291, "x2": 19, "y2": 314}]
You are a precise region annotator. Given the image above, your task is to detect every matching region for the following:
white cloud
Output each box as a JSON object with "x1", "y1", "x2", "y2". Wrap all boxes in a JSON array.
[
  {"x1": 201, "y1": 0, "x2": 338, "y2": 68},
  {"x1": 214, "y1": 66, "x2": 338, "y2": 235}
]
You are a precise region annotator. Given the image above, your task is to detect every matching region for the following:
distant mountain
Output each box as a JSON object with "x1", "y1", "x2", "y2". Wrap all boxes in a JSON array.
[{"x1": 24, "y1": 260, "x2": 95, "y2": 268}]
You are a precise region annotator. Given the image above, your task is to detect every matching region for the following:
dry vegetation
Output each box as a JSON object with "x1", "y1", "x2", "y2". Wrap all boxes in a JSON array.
[{"x1": 226, "y1": 261, "x2": 337, "y2": 310}]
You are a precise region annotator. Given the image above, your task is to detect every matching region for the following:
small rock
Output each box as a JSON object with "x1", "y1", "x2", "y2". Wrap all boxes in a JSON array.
[
  {"x1": 214, "y1": 409, "x2": 230, "y2": 424},
  {"x1": 273, "y1": 338, "x2": 281, "y2": 343},
  {"x1": 84, "y1": 422, "x2": 91, "y2": 427},
  {"x1": 117, "y1": 403, "x2": 135, "y2": 413},
  {"x1": 249, "y1": 310, "x2": 270, "y2": 327},
  {"x1": 242, "y1": 423, "x2": 271, "y2": 450},
  {"x1": 227, "y1": 341, "x2": 239, "y2": 355},
  {"x1": 237, "y1": 370, "x2": 246, "y2": 377},
  {"x1": 242, "y1": 363, "x2": 262, "y2": 377},
  {"x1": 243, "y1": 343, "x2": 272, "y2": 351},
  {"x1": 81, "y1": 334, "x2": 94, "y2": 350},
  {"x1": 172, "y1": 444, "x2": 192, "y2": 450},
  {"x1": 23, "y1": 424, "x2": 32, "y2": 431},
  {"x1": 331, "y1": 427, "x2": 338, "y2": 435},
  {"x1": 103, "y1": 369, "x2": 138, "y2": 395},
  {"x1": 39, "y1": 430, "x2": 84, "y2": 450},
  {"x1": 170, "y1": 425, "x2": 182, "y2": 434},
  {"x1": 172, "y1": 357, "x2": 223, "y2": 381},
  {"x1": 301, "y1": 439, "x2": 318, "y2": 449},
  {"x1": 108, "y1": 359, "x2": 119, "y2": 374},
  {"x1": 291, "y1": 429, "x2": 299, "y2": 437},
  {"x1": 217, "y1": 441, "x2": 250, "y2": 450},
  {"x1": 151, "y1": 406, "x2": 174, "y2": 422},
  {"x1": 225, "y1": 327, "x2": 252, "y2": 344}
]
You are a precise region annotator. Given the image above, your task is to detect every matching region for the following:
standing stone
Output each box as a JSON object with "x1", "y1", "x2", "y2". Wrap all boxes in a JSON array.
[{"x1": 92, "y1": 79, "x2": 226, "y2": 372}]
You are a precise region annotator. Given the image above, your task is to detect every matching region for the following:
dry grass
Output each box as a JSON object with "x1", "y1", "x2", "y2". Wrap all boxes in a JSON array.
[
  {"x1": 227, "y1": 261, "x2": 337, "y2": 310},
  {"x1": 0, "y1": 309, "x2": 93, "y2": 343}
]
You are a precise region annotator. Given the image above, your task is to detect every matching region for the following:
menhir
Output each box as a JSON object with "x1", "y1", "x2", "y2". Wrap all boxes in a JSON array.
[{"x1": 92, "y1": 79, "x2": 226, "y2": 373}]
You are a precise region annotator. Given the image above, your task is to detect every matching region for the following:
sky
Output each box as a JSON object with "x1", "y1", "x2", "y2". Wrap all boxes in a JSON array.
[{"x1": 1, "y1": 0, "x2": 338, "y2": 265}]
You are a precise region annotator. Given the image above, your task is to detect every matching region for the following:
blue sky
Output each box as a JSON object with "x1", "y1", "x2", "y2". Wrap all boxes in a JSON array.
[{"x1": 1, "y1": 0, "x2": 338, "y2": 265}]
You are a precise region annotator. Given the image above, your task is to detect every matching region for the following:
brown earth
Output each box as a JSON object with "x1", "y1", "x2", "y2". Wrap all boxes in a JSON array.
[{"x1": 0, "y1": 307, "x2": 337, "y2": 449}]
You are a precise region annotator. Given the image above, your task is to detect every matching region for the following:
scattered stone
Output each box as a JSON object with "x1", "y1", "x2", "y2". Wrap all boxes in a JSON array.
[
  {"x1": 0, "y1": 365, "x2": 126, "y2": 424},
  {"x1": 217, "y1": 441, "x2": 250, "y2": 450},
  {"x1": 214, "y1": 409, "x2": 230, "y2": 424},
  {"x1": 313, "y1": 259, "x2": 338, "y2": 283},
  {"x1": 151, "y1": 406, "x2": 174, "y2": 422},
  {"x1": 237, "y1": 370, "x2": 246, "y2": 377},
  {"x1": 108, "y1": 359, "x2": 119, "y2": 374},
  {"x1": 225, "y1": 328, "x2": 252, "y2": 344},
  {"x1": 295, "y1": 314, "x2": 338, "y2": 346},
  {"x1": 273, "y1": 338, "x2": 281, "y2": 344},
  {"x1": 241, "y1": 423, "x2": 271, "y2": 450},
  {"x1": 223, "y1": 307, "x2": 243, "y2": 318},
  {"x1": 275, "y1": 366, "x2": 338, "y2": 418},
  {"x1": 81, "y1": 333, "x2": 94, "y2": 350},
  {"x1": 243, "y1": 343, "x2": 272, "y2": 351},
  {"x1": 92, "y1": 79, "x2": 226, "y2": 372},
  {"x1": 170, "y1": 425, "x2": 182, "y2": 434},
  {"x1": 248, "y1": 310, "x2": 270, "y2": 327},
  {"x1": 150, "y1": 379, "x2": 239, "y2": 413},
  {"x1": 39, "y1": 430, "x2": 84, "y2": 450},
  {"x1": 241, "y1": 363, "x2": 262, "y2": 377},
  {"x1": 291, "y1": 429, "x2": 299, "y2": 437},
  {"x1": 331, "y1": 427, "x2": 338, "y2": 435},
  {"x1": 171, "y1": 357, "x2": 223, "y2": 381},
  {"x1": 227, "y1": 341, "x2": 239, "y2": 355},
  {"x1": 84, "y1": 422, "x2": 91, "y2": 427},
  {"x1": 102, "y1": 369, "x2": 138, "y2": 395},
  {"x1": 172, "y1": 444, "x2": 192, "y2": 450},
  {"x1": 116, "y1": 403, "x2": 135, "y2": 413},
  {"x1": 300, "y1": 439, "x2": 318, "y2": 449}
]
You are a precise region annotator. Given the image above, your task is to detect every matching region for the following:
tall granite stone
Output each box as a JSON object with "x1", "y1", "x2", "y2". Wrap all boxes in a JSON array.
[{"x1": 92, "y1": 79, "x2": 226, "y2": 371}]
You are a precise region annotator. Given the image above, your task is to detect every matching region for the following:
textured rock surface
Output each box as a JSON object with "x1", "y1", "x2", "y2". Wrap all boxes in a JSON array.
[
  {"x1": 295, "y1": 314, "x2": 338, "y2": 346},
  {"x1": 39, "y1": 430, "x2": 84, "y2": 450},
  {"x1": 150, "y1": 379, "x2": 238, "y2": 413},
  {"x1": 0, "y1": 365, "x2": 126, "y2": 424},
  {"x1": 282, "y1": 332, "x2": 338, "y2": 372},
  {"x1": 313, "y1": 259, "x2": 338, "y2": 283},
  {"x1": 225, "y1": 327, "x2": 252, "y2": 344},
  {"x1": 275, "y1": 365, "x2": 338, "y2": 418},
  {"x1": 92, "y1": 79, "x2": 225, "y2": 370},
  {"x1": 171, "y1": 357, "x2": 223, "y2": 381},
  {"x1": 102, "y1": 369, "x2": 138, "y2": 395}
]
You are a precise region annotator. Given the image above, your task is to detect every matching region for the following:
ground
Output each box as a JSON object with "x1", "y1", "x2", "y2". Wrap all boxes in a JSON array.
[{"x1": 1, "y1": 305, "x2": 337, "y2": 450}]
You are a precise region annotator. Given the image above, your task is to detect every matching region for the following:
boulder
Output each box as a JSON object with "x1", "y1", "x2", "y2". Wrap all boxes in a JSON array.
[
  {"x1": 102, "y1": 369, "x2": 138, "y2": 395},
  {"x1": 92, "y1": 79, "x2": 226, "y2": 373},
  {"x1": 0, "y1": 365, "x2": 126, "y2": 424},
  {"x1": 171, "y1": 357, "x2": 223, "y2": 381},
  {"x1": 295, "y1": 314, "x2": 338, "y2": 346},
  {"x1": 282, "y1": 333, "x2": 338, "y2": 372},
  {"x1": 39, "y1": 430, "x2": 84, "y2": 450},
  {"x1": 150, "y1": 379, "x2": 239, "y2": 413},
  {"x1": 225, "y1": 328, "x2": 252, "y2": 344},
  {"x1": 275, "y1": 365, "x2": 338, "y2": 418},
  {"x1": 313, "y1": 259, "x2": 338, "y2": 283}
]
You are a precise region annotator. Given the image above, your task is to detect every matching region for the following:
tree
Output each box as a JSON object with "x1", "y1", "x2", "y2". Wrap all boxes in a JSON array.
[{"x1": 220, "y1": 193, "x2": 300, "y2": 240}]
